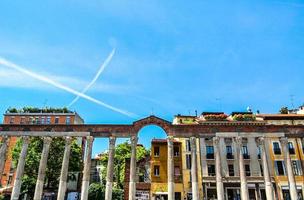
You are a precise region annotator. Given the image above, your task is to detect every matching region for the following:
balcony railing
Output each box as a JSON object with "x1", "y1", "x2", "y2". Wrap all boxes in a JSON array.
[
  {"x1": 289, "y1": 148, "x2": 295, "y2": 154},
  {"x1": 274, "y1": 149, "x2": 281, "y2": 155},
  {"x1": 226, "y1": 153, "x2": 234, "y2": 159},
  {"x1": 243, "y1": 154, "x2": 250, "y2": 159},
  {"x1": 206, "y1": 154, "x2": 214, "y2": 159}
]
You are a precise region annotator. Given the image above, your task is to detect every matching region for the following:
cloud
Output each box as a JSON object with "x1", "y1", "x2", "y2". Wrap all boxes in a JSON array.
[
  {"x1": 68, "y1": 48, "x2": 116, "y2": 107},
  {"x1": 0, "y1": 57, "x2": 138, "y2": 118},
  {"x1": 0, "y1": 67, "x2": 133, "y2": 93}
]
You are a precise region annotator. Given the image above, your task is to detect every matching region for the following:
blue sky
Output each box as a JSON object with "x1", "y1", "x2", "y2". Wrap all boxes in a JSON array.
[{"x1": 0, "y1": 0, "x2": 304, "y2": 156}]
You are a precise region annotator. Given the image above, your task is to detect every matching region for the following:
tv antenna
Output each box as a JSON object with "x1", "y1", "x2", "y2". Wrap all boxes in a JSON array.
[
  {"x1": 43, "y1": 99, "x2": 48, "y2": 108},
  {"x1": 290, "y1": 94, "x2": 295, "y2": 110}
]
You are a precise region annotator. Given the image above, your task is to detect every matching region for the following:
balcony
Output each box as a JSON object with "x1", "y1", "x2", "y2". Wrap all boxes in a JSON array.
[
  {"x1": 289, "y1": 148, "x2": 295, "y2": 155},
  {"x1": 226, "y1": 153, "x2": 234, "y2": 159},
  {"x1": 243, "y1": 154, "x2": 250, "y2": 159},
  {"x1": 206, "y1": 154, "x2": 214, "y2": 159},
  {"x1": 273, "y1": 148, "x2": 281, "y2": 155},
  {"x1": 174, "y1": 175, "x2": 183, "y2": 183}
]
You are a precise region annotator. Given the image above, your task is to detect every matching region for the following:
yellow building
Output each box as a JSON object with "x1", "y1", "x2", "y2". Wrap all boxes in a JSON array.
[
  {"x1": 150, "y1": 139, "x2": 183, "y2": 200},
  {"x1": 258, "y1": 114, "x2": 304, "y2": 199},
  {"x1": 173, "y1": 115, "x2": 204, "y2": 199}
]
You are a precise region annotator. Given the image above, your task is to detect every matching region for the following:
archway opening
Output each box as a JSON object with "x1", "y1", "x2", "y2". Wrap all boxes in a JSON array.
[{"x1": 137, "y1": 125, "x2": 167, "y2": 149}]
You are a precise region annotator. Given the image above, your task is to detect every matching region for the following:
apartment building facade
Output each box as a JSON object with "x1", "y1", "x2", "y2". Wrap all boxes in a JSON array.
[{"x1": 173, "y1": 110, "x2": 304, "y2": 200}]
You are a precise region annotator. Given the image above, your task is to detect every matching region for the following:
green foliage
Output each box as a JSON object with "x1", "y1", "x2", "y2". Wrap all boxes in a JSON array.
[
  {"x1": 88, "y1": 183, "x2": 104, "y2": 200},
  {"x1": 204, "y1": 114, "x2": 228, "y2": 121},
  {"x1": 99, "y1": 141, "x2": 149, "y2": 189},
  {"x1": 280, "y1": 107, "x2": 289, "y2": 114},
  {"x1": 12, "y1": 137, "x2": 82, "y2": 198},
  {"x1": 232, "y1": 114, "x2": 256, "y2": 121},
  {"x1": 6, "y1": 107, "x2": 72, "y2": 114},
  {"x1": 88, "y1": 183, "x2": 124, "y2": 200}
]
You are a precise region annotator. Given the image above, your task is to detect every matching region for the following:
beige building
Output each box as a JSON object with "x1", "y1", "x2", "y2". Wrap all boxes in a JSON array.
[{"x1": 173, "y1": 110, "x2": 304, "y2": 200}]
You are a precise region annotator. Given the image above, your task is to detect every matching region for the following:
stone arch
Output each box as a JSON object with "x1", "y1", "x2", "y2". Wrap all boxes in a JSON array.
[{"x1": 132, "y1": 115, "x2": 172, "y2": 135}]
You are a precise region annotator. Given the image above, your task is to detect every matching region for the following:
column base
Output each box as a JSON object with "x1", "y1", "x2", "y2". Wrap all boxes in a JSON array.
[
  {"x1": 168, "y1": 181, "x2": 175, "y2": 200},
  {"x1": 57, "y1": 181, "x2": 67, "y2": 200},
  {"x1": 105, "y1": 181, "x2": 113, "y2": 200},
  {"x1": 80, "y1": 181, "x2": 90, "y2": 200},
  {"x1": 129, "y1": 181, "x2": 136, "y2": 200}
]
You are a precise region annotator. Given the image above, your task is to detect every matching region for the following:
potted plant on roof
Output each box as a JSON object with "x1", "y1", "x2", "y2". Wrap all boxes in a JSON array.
[
  {"x1": 232, "y1": 114, "x2": 256, "y2": 121},
  {"x1": 204, "y1": 114, "x2": 228, "y2": 121}
]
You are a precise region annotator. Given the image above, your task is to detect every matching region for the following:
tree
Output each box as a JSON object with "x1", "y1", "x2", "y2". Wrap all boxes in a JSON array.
[
  {"x1": 99, "y1": 141, "x2": 149, "y2": 189},
  {"x1": 12, "y1": 137, "x2": 82, "y2": 199},
  {"x1": 280, "y1": 106, "x2": 289, "y2": 114}
]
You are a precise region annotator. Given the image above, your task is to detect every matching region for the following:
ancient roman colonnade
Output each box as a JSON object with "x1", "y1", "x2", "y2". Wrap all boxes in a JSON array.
[{"x1": 0, "y1": 116, "x2": 303, "y2": 200}]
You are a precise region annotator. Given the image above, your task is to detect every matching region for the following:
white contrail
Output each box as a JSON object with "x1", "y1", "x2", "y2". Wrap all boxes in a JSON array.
[
  {"x1": 0, "y1": 57, "x2": 137, "y2": 118},
  {"x1": 68, "y1": 48, "x2": 115, "y2": 108}
]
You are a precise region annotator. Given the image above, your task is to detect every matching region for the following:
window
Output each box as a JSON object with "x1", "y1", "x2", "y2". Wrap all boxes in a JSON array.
[
  {"x1": 154, "y1": 165, "x2": 160, "y2": 176},
  {"x1": 41, "y1": 117, "x2": 45, "y2": 124},
  {"x1": 228, "y1": 164, "x2": 234, "y2": 176},
  {"x1": 9, "y1": 117, "x2": 15, "y2": 124},
  {"x1": 242, "y1": 146, "x2": 250, "y2": 159},
  {"x1": 47, "y1": 116, "x2": 51, "y2": 124},
  {"x1": 226, "y1": 145, "x2": 234, "y2": 159},
  {"x1": 275, "y1": 161, "x2": 285, "y2": 175},
  {"x1": 208, "y1": 165, "x2": 215, "y2": 176},
  {"x1": 292, "y1": 160, "x2": 302, "y2": 176},
  {"x1": 154, "y1": 146, "x2": 160, "y2": 157},
  {"x1": 174, "y1": 146, "x2": 179, "y2": 157},
  {"x1": 260, "y1": 164, "x2": 264, "y2": 176},
  {"x1": 273, "y1": 142, "x2": 281, "y2": 155},
  {"x1": 7, "y1": 175, "x2": 13, "y2": 186},
  {"x1": 186, "y1": 140, "x2": 191, "y2": 152},
  {"x1": 66, "y1": 116, "x2": 71, "y2": 124},
  {"x1": 257, "y1": 147, "x2": 261, "y2": 159},
  {"x1": 20, "y1": 117, "x2": 25, "y2": 124},
  {"x1": 206, "y1": 146, "x2": 214, "y2": 159},
  {"x1": 245, "y1": 164, "x2": 250, "y2": 176},
  {"x1": 55, "y1": 117, "x2": 59, "y2": 124},
  {"x1": 36, "y1": 117, "x2": 40, "y2": 124},
  {"x1": 29, "y1": 117, "x2": 34, "y2": 124},
  {"x1": 186, "y1": 154, "x2": 191, "y2": 169},
  {"x1": 174, "y1": 166, "x2": 181, "y2": 176},
  {"x1": 288, "y1": 142, "x2": 295, "y2": 154}
]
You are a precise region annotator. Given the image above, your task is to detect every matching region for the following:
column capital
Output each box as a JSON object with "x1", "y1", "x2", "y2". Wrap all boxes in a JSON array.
[
  {"x1": 2, "y1": 136, "x2": 9, "y2": 144},
  {"x1": 43, "y1": 137, "x2": 52, "y2": 145},
  {"x1": 279, "y1": 137, "x2": 288, "y2": 145},
  {"x1": 130, "y1": 135, "x2": 138, "y2": 144},
  {"x1": 256, "y1": 137, "x2": 265, "y2": 146},
  {"x1": 65, "y1": 136, "x2": 73, "y2": 145},
  {"x1": 234, "y1": 136, "x2": 243, "y2": 146},
  {"x1": 167, "y1": 136, "x2": 174, "y2": 142},
  {"x1": 190, "y1": 136, "x2": 196, "y2": 143},
  {"x1": 22, "y1": 136, "x2": 31, "y2": 144},
  {"x1": 109, "y1": 137, "x2": 116, "y2": 145},
  {"x1": 213, "y1": 136, "x2": 220, "y2": 145}
]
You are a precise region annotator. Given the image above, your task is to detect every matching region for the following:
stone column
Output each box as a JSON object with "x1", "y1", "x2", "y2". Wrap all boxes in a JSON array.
[
  {"x1": 0, "y1": 136, "x2": 9, "y2": 180},
  {"x1": 33, "y1": 137, "x2": 52, "y2": 200},
  {"x1": 105, "y1": 137, "x2": 116, "y2": 200},
  {"x1": 280, "y1": 137, "x2": 298, "y2": 200},
  {"x1": 81, "y1": 136, "x2": 94, "y2": 200},
  {"x1": 213, "y1": 137, "x2": 224, "y2": 200},
  {"x1": 11, "y1": 136, "x2": 30, "y2": 200},
  {"x1": 257, "y1": 137, "x2": 274, "y2": 200},
  {"x1": 235, "y1": 136, "x2": 249, "y2": 200},
  {"x1": 255, "y1": 183, "x2": 261, "y2": 200},
  {"x1": 129, "y1": 135, "x2": 138, "y2": 200},
  {"x1": 57, "y1": 137, "x2": 73, "y2": 200},
  {"x1": 190, "y1": 137, "x2": 199, "y2": 200},
  {"x1": 167, "y1": 136, "x2": 175, "y2": 200}
]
